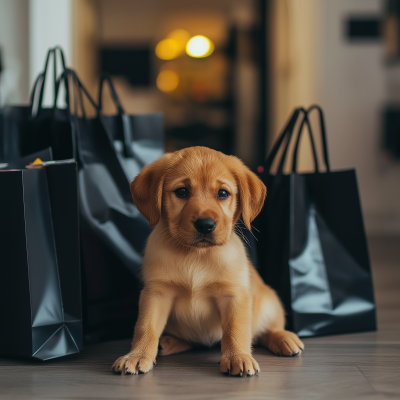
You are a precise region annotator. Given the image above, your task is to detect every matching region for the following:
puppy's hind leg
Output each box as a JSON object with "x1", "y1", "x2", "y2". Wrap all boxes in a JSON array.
[
  {"x1": 158, "y1": 335, "x2": 193, "y2": 356},
  {"x1": 252, "y1": 274, "x2": 304, "y2": 357},
  {"x1": 260, "y1": 330, "x2": 304, "y2": 357}
]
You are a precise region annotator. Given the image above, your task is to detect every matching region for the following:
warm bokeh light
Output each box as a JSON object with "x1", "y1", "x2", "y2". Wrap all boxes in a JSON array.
[
  {"x1": 155, "y1": 38, "x2": 181, "y2": 60},
  {"x1": 156, "y1": 70, "x2": 179, "y2": 92},
  {"x1": 168, "y1": 29, "x2": 191, "y2": 49},
  {"x1": 186, "y1": 35, "x2": 214, "y2": 58}
]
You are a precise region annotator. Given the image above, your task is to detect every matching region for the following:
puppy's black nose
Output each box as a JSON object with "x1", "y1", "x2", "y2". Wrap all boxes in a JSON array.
[{"x1": 194, "y1": 218, "x2": 216, "y2": 234}]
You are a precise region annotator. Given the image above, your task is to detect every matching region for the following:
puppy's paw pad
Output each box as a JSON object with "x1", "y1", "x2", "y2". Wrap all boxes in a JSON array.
[
  {"x1": 112, "y1": 353, "x2": 155, "y2": 375},
  {"x1": 219, "y1": 353, "x2": 260, "y2": 377},
  {"x1": 267, "y1": 331, "x2": 304, "y2": 357}
]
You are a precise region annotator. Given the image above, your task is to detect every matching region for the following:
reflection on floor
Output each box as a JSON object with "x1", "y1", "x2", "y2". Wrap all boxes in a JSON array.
[{"x1": 0, "y1": 236, "x2": 399, "y2": 399}]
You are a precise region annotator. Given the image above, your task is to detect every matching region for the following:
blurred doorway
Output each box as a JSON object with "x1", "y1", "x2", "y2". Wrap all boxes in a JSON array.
[{"x1": 73, "y1": 0, "x2": 268, "y2": 168}]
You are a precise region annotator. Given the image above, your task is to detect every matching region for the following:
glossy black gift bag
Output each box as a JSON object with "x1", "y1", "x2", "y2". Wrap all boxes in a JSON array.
[
  {"x1": 255, "y1": 106, "x2": 376, "y2": 337},
  {"x1": 0, "y1": 161, "x2": 82, "y2": 360},
  {"x1": 56, "y1": 70, "x2": 164, "y2": 342},
  {"x1": 0, "y1": 47, "x2": 74, "y2": 163}
]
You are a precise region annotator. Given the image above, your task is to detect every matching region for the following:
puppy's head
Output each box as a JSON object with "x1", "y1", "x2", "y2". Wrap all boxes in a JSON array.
[{"x1": 130, "y1": 147, "x2": 266, "y2": 248}]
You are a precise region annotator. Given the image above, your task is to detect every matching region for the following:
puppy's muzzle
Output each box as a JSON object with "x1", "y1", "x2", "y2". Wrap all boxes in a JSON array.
[{"x1": 194, "y1": 218, "x2": 216, "y2": 235}]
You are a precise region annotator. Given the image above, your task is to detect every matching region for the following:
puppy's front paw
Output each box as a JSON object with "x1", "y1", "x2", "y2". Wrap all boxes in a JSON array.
[
  {"x1": 267, "y1": 330, "x2": 304, "y2": 357},
  {"x1": 219, "y1": 352, "x2": 260, "y2": 377},
  {"x1": 112, "y1": 352, "x2": 155, "y2": 375}
]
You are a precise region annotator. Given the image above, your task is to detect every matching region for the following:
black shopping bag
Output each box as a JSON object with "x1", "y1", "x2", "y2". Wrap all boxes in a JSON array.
[
  {"x1": 0, "y1": 47, "x2": 75, "y2": 163},
  {"x1": 98, "y1": 74, "x2": 164, "y2": 181},
  {"x1": 0, "y1": 161, "x2": 82, "y2": 360},
  {"x1": 56, "y1": 70, "x2": 164, "y2": 342},
  {"x1": 255, "y1": 106, "x2": 376, "y2": 337}
]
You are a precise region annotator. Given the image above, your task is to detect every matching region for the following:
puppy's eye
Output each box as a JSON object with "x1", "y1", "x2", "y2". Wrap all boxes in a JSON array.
[
  {"x1": 217, "y1": 189, "x2": 230, "y2": 199},
  {"x1": 175, "y1": 187, "x2": 189, "y2": 198}
]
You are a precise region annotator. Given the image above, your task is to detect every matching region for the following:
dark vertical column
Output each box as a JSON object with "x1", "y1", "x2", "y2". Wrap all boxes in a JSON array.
[{"x1": 256, "y1": 0, "x2": 269, "y2": 167}]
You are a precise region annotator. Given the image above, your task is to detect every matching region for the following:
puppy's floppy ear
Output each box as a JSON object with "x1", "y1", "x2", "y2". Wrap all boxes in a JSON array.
[
  {"x1": 229, "y1": 156, "x2": 267, "y2": 230},
  {"x1": 130, "y1": 153, "x2": 173, "y2": 226}
]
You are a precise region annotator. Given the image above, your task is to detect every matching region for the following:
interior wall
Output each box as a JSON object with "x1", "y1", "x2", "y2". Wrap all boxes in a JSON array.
[
  {"x1": 97, "y1": 0, "x2": 251, "y2": 46},
  {"x1": 0, "y1": 0, "x2": 30, "y2": 105},
  {"x1": 269, "y1": 0, "x2": 400, "y2": 235},
  {"x1": 319, "y1": 0, "x2": 400, "y2": 235},
  {"x1": 268, "y1": 0, "x2": 322, "y2": 173},
  {"x1": 0, "y1": 0, "x2": 74, "y2": 107},
  {"x1": 29, "y1": 0, "x2": 73, "y2": 107},
  {"x1": 72, "y1": 0, "x2": 98, "y2": 109}
]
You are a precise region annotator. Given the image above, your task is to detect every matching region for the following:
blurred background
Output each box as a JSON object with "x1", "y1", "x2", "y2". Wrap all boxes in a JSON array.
[{"x1": 1, "y1": 0, "x2": 400, "y2": 236}]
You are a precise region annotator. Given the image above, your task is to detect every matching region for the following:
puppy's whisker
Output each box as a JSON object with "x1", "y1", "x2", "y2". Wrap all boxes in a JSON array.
[
  {"x1": 236, "y1": 227, "x2": 251, "y2": 246},
  {"x1": 235, "y1": 225, "x2": 246, "y2": 237},
  {"x1": 234, "y1": 227, "x2": 251, "y2": 247},
  {"x1": 238, "y1": 235, "x2": 251, "y2": 248},
  {"x1": 238, "y1": 218, "x2": 260, "y2": 233},
  {"x1": 237, "y1": 219, "x2": 259, "y2": 242},
  {"x1": 250, "y1": 224, "x2": 260, "y2": 233}
]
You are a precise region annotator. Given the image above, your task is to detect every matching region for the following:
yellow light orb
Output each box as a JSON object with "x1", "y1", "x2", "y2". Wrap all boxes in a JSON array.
[
  {"x1": 168, "y1": 29, "x2": 191, "y2": 49},
  {"x1": 186, "y1": 35, "x2": 214, "y2": 58},
  {"x1": 156, "y1": 70, "x2": 179, "y2": 92},
  {"x1": 155, "y1": 38, "x2": 181, "y2": 60}
]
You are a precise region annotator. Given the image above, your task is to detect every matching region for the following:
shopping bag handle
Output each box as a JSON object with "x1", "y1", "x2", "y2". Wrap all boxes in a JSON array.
[
  {"x1": 263, "y1": 107, "x2": 306, "y2": 174},
  {"x1": 56, "y1": 69, "x2": 134, "y2": 199},
  {"x1": 98, "y1": 74, "x2": 125, "y2": 114},
  {"x1": 97, "y1": 74, "x2": 134, "y2": 158},
  {"x1": 54, "y1": 69, "x2": 100, "y2": 161},
  {"x1": 54, "y1": 68, "x2": 99, "y2": 119},
  {"x1": 292, "y1": 105, "x2": 330, "y2": 173},
  {"x1": 29, "y1": 73, "x2": 45, "y2": 116},
  {"x1": 275, "y1": 108, "x2": 319, "y2": 174},
  {"x1": 55, "y1": 69, "x2": 85, "y2": 119},
  {"x1": 53, "y1": 69, "x2": 77, "y2": 160},
  {"x1": 30, "y1": 47, "x2": 66, "y2": 116}
]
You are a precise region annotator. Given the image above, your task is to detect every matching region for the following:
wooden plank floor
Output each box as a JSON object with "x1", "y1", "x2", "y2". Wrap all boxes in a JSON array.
[{"x1": 0, "y1": 236, "x2": 399, "y2": 400}]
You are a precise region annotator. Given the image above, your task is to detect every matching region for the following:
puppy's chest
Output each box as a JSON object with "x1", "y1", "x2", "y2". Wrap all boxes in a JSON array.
[
  {"x1": 173, "y1": 287, "x2": 216, "y2": 318},
  {"x1": 166, "y1": 269, "x2": 223, "y2": 343},
  {"x1": 168, "y1": 287, "x2": 222, "y2": 346}
]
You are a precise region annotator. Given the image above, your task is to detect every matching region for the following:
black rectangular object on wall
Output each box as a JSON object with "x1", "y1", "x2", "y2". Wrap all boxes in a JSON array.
[
  {"x1": 100, "y1": 47, "x2": 151, "y2": 87},
  {"x1": 346, "y1": 17, "x2": 381, "y2": 40}
]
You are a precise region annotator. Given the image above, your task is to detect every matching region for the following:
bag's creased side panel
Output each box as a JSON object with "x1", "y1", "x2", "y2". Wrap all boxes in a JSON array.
[
  {"x1": 289, "y1": 171, "x2": 376, "y2": 336},
  {"x1": 31, "y1": 325, "x2": 80, "y2": 361},
  {"x1": 45, "y1": 163, "x2": 83, "y2": 350},
  {"x1": 311, "y1": 170, "x2": 376, "y2": 333},
  {"x1": 0, "y1": 171, "x2": 33, "y2": 357},
  {"x1": 78, "y1": 164, "x2": 148, "y2": 278},
  {"x1": 22, "y1": 170, "x2": 67, "y2": 357},
  {"x1": 289, "y1": 175, "x2": 334, "y2": 318}
]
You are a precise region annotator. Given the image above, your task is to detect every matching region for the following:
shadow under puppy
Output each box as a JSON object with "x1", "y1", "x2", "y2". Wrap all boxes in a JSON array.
[{"x1": 112, "y1": 146, "x2": 304, "y2": 377}]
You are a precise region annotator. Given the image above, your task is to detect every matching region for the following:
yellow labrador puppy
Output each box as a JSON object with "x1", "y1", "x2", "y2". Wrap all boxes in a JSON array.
[{"x1": 112, "y1": 147, "x2": 304, "y2": 377}]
